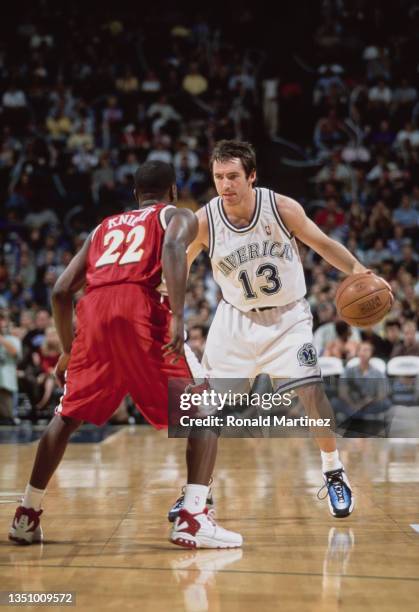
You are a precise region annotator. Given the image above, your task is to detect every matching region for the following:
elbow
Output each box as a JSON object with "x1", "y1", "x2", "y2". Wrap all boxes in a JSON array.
[
  {"x1": 163, "y1": 240, "x2": 187, "y2": 255},
  {"x1": 52, "y1": 281, "x2": 72, "y2": 302}
]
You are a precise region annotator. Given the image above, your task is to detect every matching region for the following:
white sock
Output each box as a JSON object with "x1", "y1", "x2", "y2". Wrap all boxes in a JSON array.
[
  {"x1": 22, "y1": 484, "x2": 45, "y2": 511},
  {"x1": 183, "y1": 484, "x2": 209, "y2": 514},
  {"x1": 321, "y1": 450, "x2": 343, "y2": 473}
]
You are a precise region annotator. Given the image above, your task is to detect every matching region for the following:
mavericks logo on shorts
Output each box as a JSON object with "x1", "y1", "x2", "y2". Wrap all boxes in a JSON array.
[{"x1": 297, "y1": 343, "x2": 317, "y2": 367}]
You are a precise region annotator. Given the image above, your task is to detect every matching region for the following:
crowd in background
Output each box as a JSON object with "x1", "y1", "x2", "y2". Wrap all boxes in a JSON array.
[{"x1": 0, "y1": 1, "x2": 418, "y2": 423}]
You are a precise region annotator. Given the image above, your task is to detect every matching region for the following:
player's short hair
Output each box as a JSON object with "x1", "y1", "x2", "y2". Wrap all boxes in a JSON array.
[
  {"x1": 134, "y1": 161, "x2": 176, "y2": 198},
  {"x1": 210, "y1": 140, "x2": 256, "y2": 178}
]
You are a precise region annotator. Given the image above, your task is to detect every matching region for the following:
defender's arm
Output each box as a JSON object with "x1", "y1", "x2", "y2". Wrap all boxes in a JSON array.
[
  {"x1": 162, "y1": 208, "x2": 198, "y2": 358},
  {"x1": 186, "y1": 206, "x2": 209, "y2": 271},
  {"x1": 52, "y1": 235, "x2": 90, "y2": 354},
  {"x1": 52, "y1": 234, "x2": 91, "y2": 385}
]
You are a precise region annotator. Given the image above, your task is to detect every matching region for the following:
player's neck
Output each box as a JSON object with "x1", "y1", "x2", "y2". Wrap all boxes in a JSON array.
[
  {"x1": 222, "y1": 189, "x2": 256, "y2": 223},
  {"x1": 138, "y1": 198, "x2": 163, "y2": 208}
]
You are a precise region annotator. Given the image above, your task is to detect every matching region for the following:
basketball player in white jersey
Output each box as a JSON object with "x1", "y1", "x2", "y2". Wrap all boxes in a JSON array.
[{"x1": 169, "y1": 140, "x2": 391, "y2": 539}]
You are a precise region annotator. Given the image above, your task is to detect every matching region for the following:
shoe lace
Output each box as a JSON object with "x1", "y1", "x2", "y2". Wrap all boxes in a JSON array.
[{"x1": 317, "y1": 470, "x2": 346, "y2": 503}]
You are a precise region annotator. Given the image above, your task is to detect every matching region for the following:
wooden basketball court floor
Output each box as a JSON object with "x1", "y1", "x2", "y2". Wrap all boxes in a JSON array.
[{"x1": 1, "y1": 427, "x2": 419, "y2": 611}]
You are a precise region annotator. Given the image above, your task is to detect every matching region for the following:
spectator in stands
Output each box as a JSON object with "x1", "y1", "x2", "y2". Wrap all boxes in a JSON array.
[
  {"x1": 116, "y1": 153, "x2": 139, "y2": 184},
  {"x1": 369, "y1": 119, "x2": 396, "y2": 148},
  {"x1": 146, "y1": 139, "x2": 173, "y2": 164},
  {"x1": 364, "y1": 238, "x2": 392, "y2": 267},
  {"x1": 394, "y1": 121, "x2": 419, "y2": 150},
  {"x1": 173, "y1": 143, "x2": 199, "y2": 172},
  {"x1": 396, "y1": 242, "x2": 418, "y2": 277},
  {"x1": 33, "y1": 327, "x2": 60, "y2": 411},
  {"x1": 333, "y1": 341, "x2": 391, "y2": 420},
  {"x1": 91, "y1": 153, "x2": 116, "y2": 205},
  {"x1": 21, "y1": 310, "x2": 51, "y2": 362},
  {"x1": 323, "y1": 320, "x2": 360, "y2": 361},
  {"x1": 313, "y1": 109, "x2": 350, "y2": 152},
  {"x1": 182, "y1": 63, "x2": 208, "y2": 97},
  {"x1": 187, "y1": 325, "x2": 208, "y2": 361},
  {"x1": 147, "y1": 95, "x2": 181, "y2": 135},
  {"x1": 387, "y1": 225, "x2": 406, "y2": 259},
  {"x1": 0, "y1": 310, "x2": 22, "y2": 425},
  {"x1": 392, "y1": 78, "x2": 417, "y2": 123},
  {"x1": 368, "y1": 79, "x2": 392, "y2": 107},
  {"x1": 366, "y1": 201, "x2": 394, "y2": 243},
  {"x1": 391, "y1": 320, "x2": 419, "y2": 357},
  {"x1": 141, "y1": 71, "x2": 162, "y2": 98},
  {"x1": 314, "y1": 197, "x2": 345, "y2": 233},
  {"x1": 379, "y1": 320, "x2": 402, "y2": 360},
  {"x1": 393, "y1": 194, "x2": 419, "y2": 229},
  {"x1": 314, "y1": 150, "x2": 353, "y2": 188}
]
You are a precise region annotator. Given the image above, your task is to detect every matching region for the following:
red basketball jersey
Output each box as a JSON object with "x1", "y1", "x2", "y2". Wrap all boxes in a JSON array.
[{"x1": 85, "y1": 204, "x2": 173, "y2": 291}]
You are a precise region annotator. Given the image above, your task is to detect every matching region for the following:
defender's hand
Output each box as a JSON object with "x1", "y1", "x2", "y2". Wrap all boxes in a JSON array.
[
  {"x1": 54, "y1": 352, "x2": 70, "y2": 388},
  {"x1": 163, "y1": 315, "x2": 185, "y2": 363}
]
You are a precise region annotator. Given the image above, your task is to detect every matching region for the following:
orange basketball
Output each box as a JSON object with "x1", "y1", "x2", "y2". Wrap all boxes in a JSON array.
[{"x1": 335, "y1": 273, "x2": 393, "y2": 328}]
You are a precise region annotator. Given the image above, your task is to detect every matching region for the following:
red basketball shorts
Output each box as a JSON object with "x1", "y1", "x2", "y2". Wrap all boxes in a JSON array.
[{"x1": 56, "y1": 284, "x2": 201, "y2": 427}]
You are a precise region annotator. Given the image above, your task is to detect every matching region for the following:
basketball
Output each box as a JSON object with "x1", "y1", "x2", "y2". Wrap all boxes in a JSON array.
[{"x1": 335, "y1": 272, "x2": 393, "y2": 327}]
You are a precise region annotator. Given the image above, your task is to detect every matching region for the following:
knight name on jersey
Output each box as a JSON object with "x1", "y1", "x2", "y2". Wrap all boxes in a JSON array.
[
  {"x1": 107, "y1": 208, "x2": 155, "y2": 230},
  {"x1": 216, "y1": 240, "x2": 293, "y2": 277}
]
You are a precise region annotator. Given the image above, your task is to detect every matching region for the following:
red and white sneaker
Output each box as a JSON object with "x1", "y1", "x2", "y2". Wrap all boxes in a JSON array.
[
  {"x1": 170, "y1": 508, "x2": 242, "y2": 549},
  {"x1": 9, "y1": 506, "x2": 43, "y2": 545}
]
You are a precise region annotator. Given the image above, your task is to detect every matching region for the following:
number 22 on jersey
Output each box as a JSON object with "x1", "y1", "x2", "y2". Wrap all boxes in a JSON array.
[{"x1": 95, "y1": 226, "x2": 146, "y2": 267}]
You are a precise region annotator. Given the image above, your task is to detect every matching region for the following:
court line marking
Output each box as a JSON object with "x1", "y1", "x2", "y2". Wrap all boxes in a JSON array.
[
  {"x1": 0, "y1": 562, "x2": 419, "y2": 583},
  {"x1": 0, "y1": 492, "x2": 23, "y2": 496}
]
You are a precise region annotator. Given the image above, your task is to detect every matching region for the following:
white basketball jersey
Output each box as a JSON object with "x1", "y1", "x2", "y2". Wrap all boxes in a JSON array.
[{"x1": 206, "y1": 187, "x2": 306, "y2": 312}]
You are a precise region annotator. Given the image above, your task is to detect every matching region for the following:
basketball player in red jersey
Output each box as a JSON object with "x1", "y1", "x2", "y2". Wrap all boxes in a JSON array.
[{"x1": 9, "y1": 161, "x2": 242, "y2": 549}]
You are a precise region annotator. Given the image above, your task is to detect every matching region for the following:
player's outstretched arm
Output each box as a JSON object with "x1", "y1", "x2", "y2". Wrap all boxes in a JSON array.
[
  {"x1": 162, "y1": 208, "x2": 198, "y2": 358},
  {"x1": 51, "y1": 234, "x2": 91, "y2": 383},
  {"x1": 277, "y1": 195, "x2": 367, "y2": 275}
]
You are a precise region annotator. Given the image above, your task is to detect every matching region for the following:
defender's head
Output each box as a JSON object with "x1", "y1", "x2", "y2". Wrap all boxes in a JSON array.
[
  {"x1": 134, "y1": 161, "x2": 177, "y2": 204},
  {"x1": 210, "y1": 140, "x2": 256, "y2": 205}
]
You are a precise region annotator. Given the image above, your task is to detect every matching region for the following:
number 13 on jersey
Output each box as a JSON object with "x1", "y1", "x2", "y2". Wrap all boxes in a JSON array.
[{"x1": 238, "y1": 263, "x2": 282, "y2": 299}]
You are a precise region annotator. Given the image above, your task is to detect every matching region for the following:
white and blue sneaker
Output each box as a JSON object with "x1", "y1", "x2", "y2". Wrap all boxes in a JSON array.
[
  {"x1": 168, "y1": 482, "x2": 215, "y2": 523},
  {"x1": 318, "y1": 468, "x2": 354, "y2": 518}
]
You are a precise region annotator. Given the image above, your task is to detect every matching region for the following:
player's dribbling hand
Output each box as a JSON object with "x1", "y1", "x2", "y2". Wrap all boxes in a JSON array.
[
  {"x1": 353, "y1": 265, "x2": 394, "y2": 305},
  {"x1": 54, "y1": 352, "x2": 70, "y2": 388},
  {"x1": 163, "y1": 315, "x2": 185, "y2": 363}
]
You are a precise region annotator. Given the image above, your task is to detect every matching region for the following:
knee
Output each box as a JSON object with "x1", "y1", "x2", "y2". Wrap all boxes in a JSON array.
[{"x1": 58, "y1": 415, "x2": 83, "y2": 433}]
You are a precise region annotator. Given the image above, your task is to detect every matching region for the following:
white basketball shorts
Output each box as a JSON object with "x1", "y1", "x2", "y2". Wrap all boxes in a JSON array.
[{"x1": 202, "y1": 298, "x2": 322, "y2": 393}]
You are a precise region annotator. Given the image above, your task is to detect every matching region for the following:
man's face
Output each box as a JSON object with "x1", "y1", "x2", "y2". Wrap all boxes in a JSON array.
[
  {"x1": 358, "y1": 343, "x2": 373, "y2": 362},
  {"x1": 318, "y1": 303, "x2": 334, "y2": 323},
  {"x1": 386, "y1": 324, "x2": 400, "y2": 343},
  {"x1": 212, "y1": 158, "x2": 255, "y2": 206},
  {"x1": 188, "y1": 329, "x2": 205, "y2": 352},
  {"x1": 35, "y1": 311, "x2": 50, "y2": 330},
  {"x1": 403, "y1": 322, "x2": 416, "y2": 345}
]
